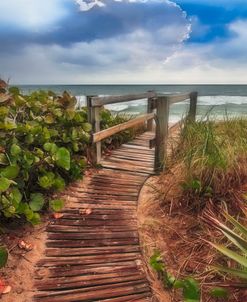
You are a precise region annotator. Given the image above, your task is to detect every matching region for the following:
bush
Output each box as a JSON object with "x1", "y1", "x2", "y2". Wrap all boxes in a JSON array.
[{"x1": 0, "y1": 82, "x2": 91, "y2": 224}]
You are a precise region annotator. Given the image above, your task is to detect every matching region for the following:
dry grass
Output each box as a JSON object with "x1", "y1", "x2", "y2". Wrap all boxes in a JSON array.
[{"x1": 138, "y1": 118, "x2": 247, "y2": 302}]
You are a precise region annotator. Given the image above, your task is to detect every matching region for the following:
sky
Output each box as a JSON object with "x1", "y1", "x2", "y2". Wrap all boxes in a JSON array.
[{"x1": 1, "y1": 0, "x2": 247, "y2": 84}]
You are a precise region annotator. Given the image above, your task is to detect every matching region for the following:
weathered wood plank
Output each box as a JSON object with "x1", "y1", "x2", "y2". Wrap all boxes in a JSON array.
[
  {"x1": 45, "y1": 245, "x2": 140, "y2": 257},
  {"x1": 34, "y1": 281, "x2": 150, "y2": 302},
  {"x1": 91, "y1": 92, "x2": 156, "y2": 107},
  {"x1": 93, "y1": 113, "x2": 155, "y2": 143}
]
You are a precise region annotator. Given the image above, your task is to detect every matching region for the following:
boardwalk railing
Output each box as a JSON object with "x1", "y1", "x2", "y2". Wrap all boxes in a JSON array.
[{"x1": 87, "y1": 91, "x2": 198, "y2": 172}]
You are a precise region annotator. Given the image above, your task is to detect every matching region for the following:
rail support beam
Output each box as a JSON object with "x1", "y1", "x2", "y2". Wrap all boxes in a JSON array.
[
  {"x1": 87, "y1": 96, "x2": 102, "y2": 164},
  {"x1": 188, "y1": 91, "x2": 198, "y2": 122}
]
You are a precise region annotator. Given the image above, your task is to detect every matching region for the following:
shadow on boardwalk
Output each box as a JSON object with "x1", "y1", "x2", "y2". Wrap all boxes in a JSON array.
[{"x1": 34, "y1": 132, "x2": 156, "y2": 302}]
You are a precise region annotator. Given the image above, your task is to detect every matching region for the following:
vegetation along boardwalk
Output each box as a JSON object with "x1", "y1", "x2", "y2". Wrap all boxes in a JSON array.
[{"x1": 33, "y1": 91, "x2": 198, "y2": 301}]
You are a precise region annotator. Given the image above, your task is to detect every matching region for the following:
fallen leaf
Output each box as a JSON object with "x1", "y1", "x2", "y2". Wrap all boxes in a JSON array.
[
  {"x1": 0, "y1": 279, "x2": 6, "y2": 294},
  {"x1": 2, "y1": 286, "x2": 11, "y2": 294},
  {"x1": 85, "y1": 209, "x2": 92, "y2": 215},
  {"x1": 79, "y1": 209, "x2": 92, "y2": 216},
  {"x1": 53, "y1": 213, "x2": 64, "y2": 219},
  {"x1": 18, "y1": 240, "x2": 33, "y2": 251}
]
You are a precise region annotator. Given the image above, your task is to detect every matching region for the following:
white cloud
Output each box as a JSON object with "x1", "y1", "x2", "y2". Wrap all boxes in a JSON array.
[{"x1": 0, "y1": 0, "x2": 68, "y2": 30}]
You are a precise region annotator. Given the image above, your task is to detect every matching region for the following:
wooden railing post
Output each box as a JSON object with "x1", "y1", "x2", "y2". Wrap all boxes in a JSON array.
[
  {"x1": 188, "y1": 91, "x2": 198, "y2": 121},
  {"x1": 154, "y1": 96, "x2": 169, "y2": 172},
  {"x1": 147, "y1": 97, "x2": 155, "y2": 131},
  {"x1": 87, "y1": 96, "x2": 102, "y2": 164}
]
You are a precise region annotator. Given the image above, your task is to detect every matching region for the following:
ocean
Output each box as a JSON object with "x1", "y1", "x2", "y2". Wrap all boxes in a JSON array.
[{"x1": 18, "y1": 84, "x2": 247, "y2": 123}]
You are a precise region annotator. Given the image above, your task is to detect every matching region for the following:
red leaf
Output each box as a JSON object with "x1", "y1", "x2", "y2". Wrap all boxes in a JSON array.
[{"x1": 53, "y1": 213, "x2": 64, "y2": 219}]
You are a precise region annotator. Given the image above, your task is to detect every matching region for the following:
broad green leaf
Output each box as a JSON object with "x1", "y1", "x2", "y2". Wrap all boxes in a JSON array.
[
  {"x1": 43, "y1": 142, "x2": 57, "y2": 154},
  {"x1": 210, "y1": 242, "x2": 247, "y2": 268},
  {"x1": 55, "y1": 147, "x2": 71, "y2": 171},
  {"x1": 1, "y1": 165, "x2": 19, "y2": 179},
  {"x1": 0, "y1": 154, "x2": 8, "y2": 165},
  {"x1": 49, "y1": 199, "x2": 64, "y2": 212},
  {"x1": 182, "y1": 278, "x2": 200, "y2": 302},
  {"x1": 29, "y1": 212, "x2": 41, "y2": 225},
  {"x1": 10, "y1": 144, "x2": 21, "y2": 156},
  {"x1": 44, "y1": 114, "x2": 54, "y2": 124},
  {"x1": 82, "y1": 122, "x2": 92, "y2": 132},
  {"x1": 210, "y1": 287, "x2": 229, "y2": 298},
  {"x1": 173, "y1": 280, "x2": 185, "y2": 289},
  {"x1": 53, "y1": 176, "x2": 66, "y2": 191},
  {"x1": 29, "y1": 193, "x2": 45, "y2": 211},
  {"x1": 0, "y1": 177, "x2": 14, "y2": 192},
  {"x1": 24, "y1": 207, "x2": 34, "y2": 221},
  {"x1": 11, "y1": 187, "x2": 22, "y2": 204},
  {"x1": 38, "y1": 173, "x2": 55, "y2": 189},
  {"x1": 0, "y1": 247, "x2": 8, "y2": 268}
]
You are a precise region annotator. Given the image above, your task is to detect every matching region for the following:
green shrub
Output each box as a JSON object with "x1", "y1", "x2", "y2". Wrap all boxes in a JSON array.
[{"x1": 0, "y1": 84, "x2": 90, "y2": 224}]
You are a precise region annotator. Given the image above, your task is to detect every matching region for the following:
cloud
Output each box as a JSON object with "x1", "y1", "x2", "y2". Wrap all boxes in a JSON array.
[
  {"x1": 160, "y1": 19, "x2": 247, "y2": 83},
  {"x1": 0, "y1": 0, "x2": 192, "y2": 83},
  {"x1": 0, "y1": 0, "x2": 69, "y2": 30}
]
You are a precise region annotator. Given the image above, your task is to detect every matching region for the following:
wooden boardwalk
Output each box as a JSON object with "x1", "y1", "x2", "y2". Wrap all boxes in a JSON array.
[{"x1": 34, "y1": 131, "x2": 155, "y2": 302}]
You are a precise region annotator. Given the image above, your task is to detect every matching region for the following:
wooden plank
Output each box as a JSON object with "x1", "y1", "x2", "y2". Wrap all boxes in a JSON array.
[
  {"x1": 165, "y1": 92, "x2": 190, "y2": 105},
  {"x1": 37, "y1": 252, "x2": 141, "y2": 267},
  {"x1": 41, "y1": 260, "x2": 141, "y2": 278},
  {"x1": 36, "y1": 273, "x2": 146, "y2": 291},
  {"x1": 45, "y1": 245, "x2": 140, "y2": 257},
  {"x1": 91, "y1": 91, "x2": 156, "y2": 107},
  {"x1": 49, "y1": 219, "x2": 138, "y2": 227},
  {"x1": 46, "y1": 238, "x2": 140, "y2": 248},
  {"x1": 93, "y1": 113, "x2": 155, "y2": 143},
  {"x1": 34, "y1": 281, "x2": 150, "y2": 302},
  {"x1": 47, "y1": 232, "x2": 139, "y2": 241}
]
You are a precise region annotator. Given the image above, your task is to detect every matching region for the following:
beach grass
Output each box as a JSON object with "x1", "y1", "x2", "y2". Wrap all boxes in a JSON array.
[{"x1": 168, "y1": 116, "x2": 247, "y2": 197}]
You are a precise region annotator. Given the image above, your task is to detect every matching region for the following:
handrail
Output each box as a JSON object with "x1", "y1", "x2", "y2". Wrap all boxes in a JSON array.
[
  {"x1": 91, "y1": 91, "x2": 156, "y2": 107},
  {"x1": 165, "y1": 93, "x2": 191, "y2": 105},
  {"x1": 87, "y1": 91, "x2": 198, "y2": 167},
  {"x1": 93, "y1": 113, "x2": 155, "y2": 143}
]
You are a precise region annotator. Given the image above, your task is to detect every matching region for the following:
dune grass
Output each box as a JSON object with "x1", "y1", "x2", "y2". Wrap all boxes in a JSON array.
[{"x1": 169, "y1": 117, "x2": 247, "y2": 197}]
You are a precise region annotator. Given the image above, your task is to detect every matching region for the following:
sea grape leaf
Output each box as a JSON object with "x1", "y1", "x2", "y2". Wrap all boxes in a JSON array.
[
  {"x1": 55, "y1": 147, "x2": 70, "y2": 171},
  {"x1": 11, "y1": 187, "x2": 22, "y2": 204},
  {"x1": 38, "y1": 173, "x2": 55, "y2": 189},
  {"x1": 29, "y1": 193, "x2": 45, "y2": 211},
  {"x1": 29, "y1": 212, "x2": 41, "y2": 225},
  {"x1": 0, "y1": 247, "x2": 8, "y2": 268},
  {"x1": 0, "y1": 154, "x2": 8, "y2": 165},
  {"x1": 50, "y1": 199, "x2": 64, "y2": 212},
  {"x1": 53, "y1": 176, "x2": 66, "y2": 191},
  {"x1": 10, "y1": 144, "x2": 21, "y2": 156},
  {"x1": 1, "y1": 165, "x2": 20, "y2": 179},
  {"x1": 82, "y1": 123, "x2": 92, "y2": 132},
  {"x1": 0, "y1": 177, "x2": 14, "y2": 192}
]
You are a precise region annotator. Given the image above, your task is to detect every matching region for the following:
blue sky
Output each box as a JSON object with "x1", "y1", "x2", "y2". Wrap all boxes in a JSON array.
[{"x1": 0, "y1": 0, "x2": 247, "y2": 84}]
